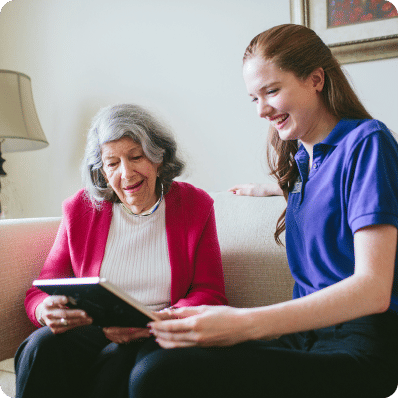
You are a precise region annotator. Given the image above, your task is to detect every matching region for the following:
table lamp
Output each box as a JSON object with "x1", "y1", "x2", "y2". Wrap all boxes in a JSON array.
[{"x1": 0, "y1": 70, "x2": 49, "y2": 217}]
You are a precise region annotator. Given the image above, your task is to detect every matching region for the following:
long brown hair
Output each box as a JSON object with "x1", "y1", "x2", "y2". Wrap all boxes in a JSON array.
[{"x1": 243, "y1": 24, "x2": 372, "y2": 245}]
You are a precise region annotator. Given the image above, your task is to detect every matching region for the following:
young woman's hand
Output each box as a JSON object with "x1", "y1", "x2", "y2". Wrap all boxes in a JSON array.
[
  {"x1": 102, "y1": 327, "x2": 150, "y2": 344},
  {"x1": 228, "y1": 183, "x2": 282, "y2": 197},
  {"x1": 36, "y1": 295, "x2": 93, "y2": 334},
  {"x1": 149, "y1": 306, "x2": 254, "y2": 348}
]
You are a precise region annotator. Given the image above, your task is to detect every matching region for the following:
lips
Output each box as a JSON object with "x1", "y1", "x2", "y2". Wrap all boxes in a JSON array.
[
  {"x1": 124, "y1": 180, "x2": 144, "y2": 191},
  {"x1": 269, "y1": 113, "x2": 289, "y2": 127}
]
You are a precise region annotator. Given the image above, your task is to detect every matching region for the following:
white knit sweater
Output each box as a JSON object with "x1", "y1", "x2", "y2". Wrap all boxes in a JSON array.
[{"x1": 99, "y1": 200, "x2": 171, "y2": 311}]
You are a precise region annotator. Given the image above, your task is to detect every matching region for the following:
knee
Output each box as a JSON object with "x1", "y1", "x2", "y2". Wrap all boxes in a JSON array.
[
  {"x1": 15, "y1": 328, "x2": 54, "y2": 363},
  {"x1": 128, "y1": 350, "x2": 180, "y2": 397},
  {"x1": 129, "y1": 347, "x2": 207, "y2": 398},
  {"x1": 15, "y1": 327, "x2": 72, "y2": 374}
]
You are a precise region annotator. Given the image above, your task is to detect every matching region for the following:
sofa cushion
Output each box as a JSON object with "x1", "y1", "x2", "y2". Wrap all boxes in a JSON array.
[
  {"x1": 210, "y1": 192, "x2": 294, "y2": 308},
  {"x1": 0, "y1": 358, "x2": 15, "y2": 397}
]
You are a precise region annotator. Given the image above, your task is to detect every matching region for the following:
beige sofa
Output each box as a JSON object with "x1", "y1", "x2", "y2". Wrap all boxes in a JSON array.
[{"x1": 0, "y1": 192, "x2": 293, "y2": 398}]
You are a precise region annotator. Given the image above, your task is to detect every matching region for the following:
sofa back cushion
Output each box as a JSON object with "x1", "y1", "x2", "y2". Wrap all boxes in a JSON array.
[{"x1": 211, "y1": 192, "x2": 294, "y2": 308}]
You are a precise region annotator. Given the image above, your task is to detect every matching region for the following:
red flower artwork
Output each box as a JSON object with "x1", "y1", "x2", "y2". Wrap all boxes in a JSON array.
[{"x1": 328, "y1": 0, "x2": 398, "y2": 27}]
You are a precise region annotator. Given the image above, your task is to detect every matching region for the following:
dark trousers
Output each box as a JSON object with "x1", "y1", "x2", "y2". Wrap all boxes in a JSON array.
[
  {"x1": 15, "y1": 312, "x2": 398, "y2": 398},
  {"x1": 128, "y1": 312, "x2": 398, "y2": 398},
  {"x1": 14, "y1": 325, "x2": 160, "y2": 398}
]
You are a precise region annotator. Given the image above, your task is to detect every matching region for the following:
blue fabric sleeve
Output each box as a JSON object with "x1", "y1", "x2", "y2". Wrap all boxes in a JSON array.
[{"x1": 346, "y1": 128, "x2": 398, "y2": 233}]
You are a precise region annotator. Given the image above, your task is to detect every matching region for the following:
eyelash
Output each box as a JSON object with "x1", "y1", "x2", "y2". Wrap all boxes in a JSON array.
[
  {"x1": 251, "y1": 89, "x2": 279, "y2": 103},
  {"x1": 106, "y1": 156, "x2": 142, "y2": 168}
]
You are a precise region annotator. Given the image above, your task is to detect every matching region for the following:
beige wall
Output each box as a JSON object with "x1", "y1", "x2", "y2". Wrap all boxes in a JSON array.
[{"x1": 0, "y1": 0, "x2": 397, "y2": 218}]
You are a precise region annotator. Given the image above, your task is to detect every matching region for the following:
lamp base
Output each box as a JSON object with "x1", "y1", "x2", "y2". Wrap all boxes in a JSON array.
[
  {"x1": 0, "y1": 144, "x2": 6, "y2": 177},
  {"x1": 0, "y1": 144, "x2": 7, "y2": 217}
]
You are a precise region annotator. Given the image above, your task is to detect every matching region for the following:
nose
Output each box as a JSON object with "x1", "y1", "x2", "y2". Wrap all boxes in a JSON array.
[
  {"x1": 257, "y1": 99, "x2": 272, "y2": 119},
  {"x1": 120, "y1": 159, "x2": 135, "y2": 180}
]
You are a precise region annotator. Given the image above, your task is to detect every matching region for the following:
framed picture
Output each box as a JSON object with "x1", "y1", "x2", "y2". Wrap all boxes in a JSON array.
[{"x1": 290, "y1": 0, "x2": 398, "y2": 64}]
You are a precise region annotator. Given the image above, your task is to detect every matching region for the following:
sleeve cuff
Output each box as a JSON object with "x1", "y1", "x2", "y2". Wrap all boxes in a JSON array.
[{"x1": 350, "y1": 213, "x2": 398, "y2": 234}]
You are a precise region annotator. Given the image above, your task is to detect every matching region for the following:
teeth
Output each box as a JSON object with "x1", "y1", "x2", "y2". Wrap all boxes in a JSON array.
[{"x1": 272, "y1": 114, "x2": 288, "y2": 124}]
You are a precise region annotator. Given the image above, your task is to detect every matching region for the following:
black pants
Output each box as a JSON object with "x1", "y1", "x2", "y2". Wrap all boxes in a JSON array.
[
  {"x1": 15, "y1": 312, "x2": 398, "y2": 398},
  {"x1": 14, "y1": 325, "x2": 160, "y2": 398}
]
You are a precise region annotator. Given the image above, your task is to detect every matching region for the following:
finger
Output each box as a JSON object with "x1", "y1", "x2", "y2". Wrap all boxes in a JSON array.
[
  {"x1": 65, "y1": 309, "x2": 92, "y2": 320},
  {"x1": 155, "y1": 337, "x2": 197, "y2": 349},
  {"x1": 105, "y1": 329, "x2": 150, "y2": 344},
  {"x1": 149, "y1": 319, "x2": 193, "y2": 333},
  {"x1": 167, "y1": 306, "x2": 207, "y2": 317},
  {"x1": 150, "y1": 307, "x2": 205, "y2": 328},
  {"x1": 47, "y1": 308, "x2": 90, "y2": 322},
  {"x1": 102, "y1": 326, "x2": 128, "y2": 336},
  {"x1": 154, "y1": 308, "x2": 180, "y2": 320},
  {"x1": 48, "y1": 315, "x2": 93, "y2": 330},
  {"x1": 130, "y1": 329, "x2": 150, "y2": 339},
  {"x1": 103, "y1": 327, "x2": 149, "y2": 339},
  {"x1": 44, "y1": 295, "x2": 68, "y2": 308},
  {"x1": 103, "y1": 326, "x2": 140, "y2": 335},
  {"x1": 149, "y1": 310, "x2": 204, "y2": 333}
]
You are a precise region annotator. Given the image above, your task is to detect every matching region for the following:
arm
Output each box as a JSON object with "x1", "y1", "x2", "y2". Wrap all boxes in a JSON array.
[
  {"x1": 228, "y1": 183, "x2": 283, "y2": 197},
  {"x1": 25, "y1": 192, "x2": 103, "y2": 330},
  {"x1": 25, "y1": 218, "x2": 75, "y2": 328},
  {"x1": 150, "y1": 224, "x2": 396, "y2": 347},
  {"x1": 26, "y1": 219, "x2": 93, "y2": 331}
]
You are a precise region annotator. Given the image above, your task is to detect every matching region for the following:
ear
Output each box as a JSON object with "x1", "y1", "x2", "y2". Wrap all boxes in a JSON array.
[
  {"x1": 156, "y1": 162, "x2": 163, "y2": 177},
  {"x1": 310, "y1": 67, "x2": 325, "y2": 93}
]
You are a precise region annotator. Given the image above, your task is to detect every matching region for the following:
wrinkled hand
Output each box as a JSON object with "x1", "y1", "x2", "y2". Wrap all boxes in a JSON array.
[
  {"x1": 103, "y1": 327, "x2": 150, "y2": 344},
  {"x1": 37, "y1": 296, "x2": 93, "y2": 334},
  {"x1": 228, "y1": 183, "x2": 282, "y2": 197},
  {"x1": 149, "y1": 306, "x2": 251, "y2": 348}
]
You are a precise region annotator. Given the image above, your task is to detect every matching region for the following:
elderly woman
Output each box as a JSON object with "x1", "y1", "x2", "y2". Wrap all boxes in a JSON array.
[{"x1": 15, "y1": 104, "x2": 227, "y2": 398}]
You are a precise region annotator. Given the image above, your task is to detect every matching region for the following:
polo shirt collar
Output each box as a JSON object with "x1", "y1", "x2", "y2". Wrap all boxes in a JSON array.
[
  {"x1": 321, "y1": 119, "x2": 363, "y2": 146},
  {"x1": 293, "y1": 119, "x2": 363, "y2": 189},
  {"x1": 295, "y1": 119, "x2": 363, "y2": 158}
]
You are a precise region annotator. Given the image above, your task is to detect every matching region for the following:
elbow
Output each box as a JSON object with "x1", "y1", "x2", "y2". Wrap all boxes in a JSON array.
[{"x1": 372, "y1": 291, "x2": 391, "y2": 314}]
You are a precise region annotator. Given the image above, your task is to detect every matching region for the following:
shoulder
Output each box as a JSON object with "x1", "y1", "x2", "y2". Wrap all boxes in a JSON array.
[
  {"x1": 63, "y1": 189, "x2": 94, "y2": 214},
  {"x1": 63, "y1": 189, "x2": 112, "y2": 223},
  {"x1": 346, "y1": 119, "x2": 395, "y2": 144},
  {"x1": 165, "y1": 181, "x2": 214, "y2": 214},
  {"x1": 336, "y1": 119, "x2": 397, "y2": 159}
]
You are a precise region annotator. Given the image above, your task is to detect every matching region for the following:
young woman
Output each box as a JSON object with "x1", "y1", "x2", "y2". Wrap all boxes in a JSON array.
[{"x1": 137, "y1": 24, "x2": 398, "y2": 398}]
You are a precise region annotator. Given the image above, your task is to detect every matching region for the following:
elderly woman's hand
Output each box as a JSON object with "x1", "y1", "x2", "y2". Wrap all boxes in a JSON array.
[
  {"x1": 36, "y1": 295, "x2": 93, "y2": 334},
  {"x1": 102, "y1": 308, "x2": 178, "y2": 344},
  {"x1": 103, "y1": 327, "x2": 151, "y2": 344}
]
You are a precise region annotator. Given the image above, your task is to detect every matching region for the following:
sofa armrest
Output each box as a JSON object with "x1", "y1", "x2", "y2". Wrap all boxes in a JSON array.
[{"x1": 0, "y1": 217, "x2": 61, "y2": 361}]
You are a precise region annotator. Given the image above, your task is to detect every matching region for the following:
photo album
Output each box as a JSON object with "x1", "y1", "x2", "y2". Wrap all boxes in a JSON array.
[{"x1": 33, "y1": 277, "x2": 159, "y2": 327}]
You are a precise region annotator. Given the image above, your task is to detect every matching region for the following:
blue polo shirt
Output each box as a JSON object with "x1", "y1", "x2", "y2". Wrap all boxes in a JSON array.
[{"x1": 285, "y1": 119, "x2": 398, "y2": 313}]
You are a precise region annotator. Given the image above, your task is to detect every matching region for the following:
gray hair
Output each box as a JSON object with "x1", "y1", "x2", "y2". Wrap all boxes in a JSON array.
[{"x1": 81, "y1": 103, "x2": 185, "y2": 206}]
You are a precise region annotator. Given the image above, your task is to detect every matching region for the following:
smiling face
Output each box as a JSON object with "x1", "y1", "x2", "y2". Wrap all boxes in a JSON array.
[
  {"x1": 243, "y1": 56, "x2": 337, "y2": 149},
  {"x1": 101, "y1": 136, "x2": 161, "y2": 214}
]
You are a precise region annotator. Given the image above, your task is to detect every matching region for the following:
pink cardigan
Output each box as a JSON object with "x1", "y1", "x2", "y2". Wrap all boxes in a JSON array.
[{"x1": 25, "y1": 181, "x2": 227, "y2": 328}]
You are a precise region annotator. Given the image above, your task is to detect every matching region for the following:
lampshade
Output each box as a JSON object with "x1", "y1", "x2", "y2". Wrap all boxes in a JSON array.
[{"x1": 0, "y1": 70, "x2": 48, "y2": 153}]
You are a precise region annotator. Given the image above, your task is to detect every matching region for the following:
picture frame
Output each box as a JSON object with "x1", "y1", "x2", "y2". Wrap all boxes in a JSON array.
[{"x1": 290, "y1": 0, "x2": 398, "y2": 64}]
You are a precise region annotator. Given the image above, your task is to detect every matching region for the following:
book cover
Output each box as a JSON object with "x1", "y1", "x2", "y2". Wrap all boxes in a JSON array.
[{"x1": 33, "y1": 277, "x2": 159, "y2": 327}]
